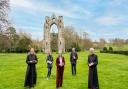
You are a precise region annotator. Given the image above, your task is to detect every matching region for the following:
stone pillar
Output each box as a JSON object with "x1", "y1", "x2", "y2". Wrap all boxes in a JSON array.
[{"x1": 43, "y1": 14, "x2": 65, "y2": 53}]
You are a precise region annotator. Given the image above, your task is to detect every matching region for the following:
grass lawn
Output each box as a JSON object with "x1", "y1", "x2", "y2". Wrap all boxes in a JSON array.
[{"x1": 0, "y1": 52, "x2": 128, "y2": 89}]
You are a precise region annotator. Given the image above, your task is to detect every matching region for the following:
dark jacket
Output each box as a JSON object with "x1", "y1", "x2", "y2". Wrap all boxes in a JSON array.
[
  {"x1": 46, "y1": 55, "x2": 53, "y2": 68},
  {"x1": 70, "y1": 52, "x2": 78, "y2": 64}
]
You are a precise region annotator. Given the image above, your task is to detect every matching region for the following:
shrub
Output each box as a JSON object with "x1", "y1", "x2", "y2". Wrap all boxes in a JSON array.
[
  {"x1": 100, "y1": 50, "x2": 128, "y2": 55},
  {"x1": 109, "y1": 47, "x2": 113, "y2": 51},
  {"x1": 103, "y1": 47, "x2": 107, "y2": 51}
]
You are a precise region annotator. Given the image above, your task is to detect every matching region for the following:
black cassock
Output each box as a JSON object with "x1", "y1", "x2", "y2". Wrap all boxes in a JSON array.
[
  {"x1": 24, "y1": 54, "x2": 38, "y2": 88},
  {"x1": 88, "y1": 54, "x2": 99, "y2": 89}
]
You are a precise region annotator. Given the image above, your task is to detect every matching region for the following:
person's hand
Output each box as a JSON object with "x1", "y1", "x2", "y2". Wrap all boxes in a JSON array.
[
  {"x1": 50, "y1": 61, "x2": 52, "y2": 64},
  {"x1": 62, "y1": 63, "x2": 64, "y2": 66},
  {"x1": 33, "y1": 60, "x2": 37, "y2": 63},
  {"x1": 59, "y1": 63, "x2": 64, "y2": 67},
  {"x1": 59, "y1": 64, "x2": 61, "y2": 66},
  {"x1": 89, "y1": 64, "x2": 91, "y2": 66},
  {"x1": 73, "y1": 56, "x2": 76, "y2": 59},
  {"x1": 59, "y1": 64, "x2": 62, "y2": 66}
]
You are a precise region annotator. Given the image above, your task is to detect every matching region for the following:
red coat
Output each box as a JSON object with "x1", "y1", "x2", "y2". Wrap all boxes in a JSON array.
[
  {"x1": 56, "y1": 56, "x2": 65, "y2": 68},
  {"x1": 56, "y1": 56, "x2": 65, "y2": 88}
]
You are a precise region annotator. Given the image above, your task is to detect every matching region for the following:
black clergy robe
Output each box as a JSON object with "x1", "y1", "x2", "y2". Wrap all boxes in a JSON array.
[
  {"x1": 24, "y1": 54, "x2": 38, "y2": 88},
  {"x1": 88, "y1": 54, "x2": 99, "y2": 89}
]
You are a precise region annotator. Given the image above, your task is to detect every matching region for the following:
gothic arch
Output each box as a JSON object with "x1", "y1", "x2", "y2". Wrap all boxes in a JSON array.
[{"x1": 44, "y1": 14, "x2": 65, "y2": 53}]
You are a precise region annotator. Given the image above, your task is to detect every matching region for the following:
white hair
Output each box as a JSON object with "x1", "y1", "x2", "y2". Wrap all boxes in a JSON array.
[
  {"x1": 90, "y1": 48, "x2": 95, "y2": 54},
  {"x1": 72, "y1": 48, "x2": 76, "y2": 52}
]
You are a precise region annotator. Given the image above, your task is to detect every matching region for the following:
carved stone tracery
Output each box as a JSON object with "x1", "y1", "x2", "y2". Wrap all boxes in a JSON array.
[{"x1": 44, "y1": 14, "x2": 65, "y2": 53}]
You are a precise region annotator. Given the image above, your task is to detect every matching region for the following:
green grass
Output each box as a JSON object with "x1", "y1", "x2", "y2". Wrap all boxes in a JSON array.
[{"x1": 0, "y1": 52, "x2": 128, "y2": 89}]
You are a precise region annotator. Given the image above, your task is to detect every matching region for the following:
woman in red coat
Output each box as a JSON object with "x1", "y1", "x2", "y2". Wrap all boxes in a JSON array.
[{"x1": 56, "y1": 53, "x2": 65, "y2": 89}]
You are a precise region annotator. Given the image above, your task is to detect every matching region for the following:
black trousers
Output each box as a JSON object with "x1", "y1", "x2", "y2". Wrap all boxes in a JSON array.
[
  {"x1": 47, "y1": 67, "x2": 52, "y2": 78},
  {"x1": 71, "y1": 64, "x2": 76, "y2": 75}
]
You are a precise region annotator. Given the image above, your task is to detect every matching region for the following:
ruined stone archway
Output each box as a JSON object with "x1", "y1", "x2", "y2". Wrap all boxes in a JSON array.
[{"x1": 44, "y1": 14, "x2": 65, "y2": 53}]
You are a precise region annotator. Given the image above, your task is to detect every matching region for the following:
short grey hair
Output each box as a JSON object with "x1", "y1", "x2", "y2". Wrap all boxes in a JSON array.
[
  {"x1": 89, "y1": 48, "x2": 95, "y2": 53},
  {"x1": 72, "y1": 48, "x2": 75, "y2": 51}
]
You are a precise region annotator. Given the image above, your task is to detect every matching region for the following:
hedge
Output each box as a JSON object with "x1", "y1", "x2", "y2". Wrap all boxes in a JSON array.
[{"x1": 100, "y1": 50, "x2": 128, "y2": 55}]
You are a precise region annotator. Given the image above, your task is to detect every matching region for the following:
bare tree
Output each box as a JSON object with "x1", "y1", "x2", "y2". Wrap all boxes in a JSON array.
[
  {"x1": 112, "y1": 38, "x2": 125, "y2": 50},
  {"x1": 63, "y1": 26, "x2": 93, "y2": 51},
  {"x1": 98, "y1": 38, "x2": 106, "y2": 49},
  {"x1": 125, "y1": 39, "x2": 128, "y2": 44},
  {"x1": 0, "y1": 33, "x2": 11, "y2": 51},
  {"x1": 17, "y1": 32, "x2": 32, "y2": 50},
  {"x1": 80, "y1": 32, "x2": 93, "y2": 50},
  {"x1": 0, "y1": 0, "x2": 10, "y2": 32},
  {"x1": 50, "y1": 33, "x2": 58, "y2": 51},
  {"x1": 64, "y1": 26, "x2": 77, "y2": 51},
  {"x1": 6, "y1": 26, "x2": 19, "y2": 49}
]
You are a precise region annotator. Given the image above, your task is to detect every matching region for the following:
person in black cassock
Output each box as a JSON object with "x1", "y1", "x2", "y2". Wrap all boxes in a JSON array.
[
  {"x1": 88, "y1": 48, "x2": 99, "y2": 89},
  {"x1": 24, "y1": 48, "x2": 38, "y2": 89},
  {"x1": 70, "y1": 48, "x2": 78, "y2": 75},
  {"x1": 46, "y1": 52, "x2": 53, "y2": 80}
]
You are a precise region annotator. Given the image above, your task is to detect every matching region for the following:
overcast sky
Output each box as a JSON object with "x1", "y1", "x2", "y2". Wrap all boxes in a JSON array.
[{"x1": 10, "y1": 0, "x2": 128, "y2": 41}]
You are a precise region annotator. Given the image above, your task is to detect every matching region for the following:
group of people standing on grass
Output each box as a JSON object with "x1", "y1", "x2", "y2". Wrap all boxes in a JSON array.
[{"x1": 24, "y1": 48, "x2": 99, "y2": 89}]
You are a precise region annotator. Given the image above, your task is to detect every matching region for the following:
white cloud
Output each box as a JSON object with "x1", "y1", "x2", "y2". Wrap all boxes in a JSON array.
[
  {"x1": 10, "y1": 0, "x2": 91, "y2": 20},
  {"x1": 10, "y1": 0, "x2": 128, "y2": 40},
  {"x1": 10, "y1": 0, "x2": 35, "y2": 10},
  {"x1": 14, "y1": 25, "x2": 43, "y2": 40},
  {"x1": 95, "y1": 15, "x2": 126, "y2": 26},
  {"x1": 109, "y1": 0, "x2": 128, "y2": 6}
]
